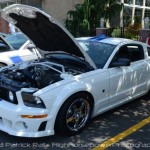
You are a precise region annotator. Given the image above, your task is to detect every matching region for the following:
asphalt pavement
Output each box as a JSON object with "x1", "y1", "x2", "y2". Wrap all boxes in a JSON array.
[{"x1": 0, "y1": 95, "x2": 149, "y2": 150}]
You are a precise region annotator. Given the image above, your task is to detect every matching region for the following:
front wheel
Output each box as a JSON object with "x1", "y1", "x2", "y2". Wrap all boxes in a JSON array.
[{"x1": 55, "y1": 93, "x2": 92, "y2": 135}]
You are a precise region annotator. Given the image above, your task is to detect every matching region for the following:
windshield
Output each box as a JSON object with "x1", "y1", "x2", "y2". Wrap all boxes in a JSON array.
[
  {"x1": 79, "y1": 41, "x2": 116, "y2": 68},
  {"x1": 5, "y1": 33, "x2": 28, "y2": 50},
  {"x1": 0, "y1": 39, "x2": 11, "y2": 52}
]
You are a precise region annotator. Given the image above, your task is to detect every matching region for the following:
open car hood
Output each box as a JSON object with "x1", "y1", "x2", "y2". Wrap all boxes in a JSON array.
[{"x1": 2, "y1": 4, "x2": 96, "y2": 69}]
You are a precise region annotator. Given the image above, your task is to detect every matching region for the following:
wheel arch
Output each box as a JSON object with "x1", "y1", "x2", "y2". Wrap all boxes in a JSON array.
[
  {"x1": 54, "y1": 90, "x2": 95, "y2": 130},
  {"x1": 74, "y1": 91, "x2": 95, "y2": 110}
]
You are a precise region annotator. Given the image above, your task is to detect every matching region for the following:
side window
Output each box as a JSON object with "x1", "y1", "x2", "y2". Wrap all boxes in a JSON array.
[
  {"x1": 115, "y1": 46, "x2": 129, "y2": 60},
  {"x1": 127, "y1": 45, "x2": 144, "y2": 62},
  {"x1": 109, "y1": 45, "x2": 129, "y2": 68}
]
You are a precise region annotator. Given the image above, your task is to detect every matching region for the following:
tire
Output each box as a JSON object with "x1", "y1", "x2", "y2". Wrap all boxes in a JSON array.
[{"x1": 55, "y1": 93, "x2": 93, "y2": 135}]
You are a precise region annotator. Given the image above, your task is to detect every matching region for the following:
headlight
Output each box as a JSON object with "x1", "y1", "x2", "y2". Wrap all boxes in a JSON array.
[
  {"x1": 22, "y1": 92, "x2": 46, "y2": 109},
  {"x1": 7, "y1": 91, "x2": 17, "y2": 104}
]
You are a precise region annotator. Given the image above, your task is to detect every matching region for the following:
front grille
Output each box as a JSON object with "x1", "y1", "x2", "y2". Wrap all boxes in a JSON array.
[
  {"x1": 0, "y1": 88, "x2": 7, "y2": 99},
  {"x1": 0, "y1": 87, "x2": 18, "y2": 104}
]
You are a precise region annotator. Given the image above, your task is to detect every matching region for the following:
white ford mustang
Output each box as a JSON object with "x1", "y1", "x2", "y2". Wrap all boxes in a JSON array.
[{"x1": 0, "y1": 4, "x2": 150, "y2": 138}]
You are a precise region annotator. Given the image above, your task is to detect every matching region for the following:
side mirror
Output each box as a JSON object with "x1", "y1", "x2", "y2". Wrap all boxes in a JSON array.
[{"x1": 111, "y1": 58, "x2": 130, "y2": 67}]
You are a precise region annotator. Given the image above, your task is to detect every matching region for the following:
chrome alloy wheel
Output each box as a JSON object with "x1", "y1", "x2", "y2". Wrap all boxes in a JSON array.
[{"x1": 66, "y1": 98, "x2": 90, "y2": 131}]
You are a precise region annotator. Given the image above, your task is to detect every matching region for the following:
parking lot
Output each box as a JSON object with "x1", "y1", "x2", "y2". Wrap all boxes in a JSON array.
[{"x1": 0, "y1": 95, "x2": 149, "y2": 150}]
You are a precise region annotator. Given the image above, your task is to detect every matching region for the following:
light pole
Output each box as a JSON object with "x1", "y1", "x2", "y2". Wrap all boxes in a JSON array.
[{"x1": 120, "y1": 0, "x2": 124, "y2": 37}]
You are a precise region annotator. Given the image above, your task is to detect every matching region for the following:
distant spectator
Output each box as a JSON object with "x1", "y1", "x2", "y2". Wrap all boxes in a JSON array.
[
  {"x1": 146, "y1": 32, "x2": 150, "y2": 45},
  {"x1": 146, "y1": 37, "x2": 150, "y2": 45},
  {"x1": 9, "y1": 23, "x2": 16, "y2": 34}
]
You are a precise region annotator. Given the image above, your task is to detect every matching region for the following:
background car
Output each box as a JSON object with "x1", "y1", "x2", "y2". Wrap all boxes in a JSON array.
[
  {"x1": 0, "y1": 35, "x2": 40, "y2": 67},
  {"x1": 5, "y1": 32, "x2": 28, "y2": 49}
]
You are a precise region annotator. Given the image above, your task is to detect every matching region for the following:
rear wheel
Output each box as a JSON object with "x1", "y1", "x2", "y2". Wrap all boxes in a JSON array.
[{"x1": 55, "y1": 93, "x2": 92, "y2": 135}]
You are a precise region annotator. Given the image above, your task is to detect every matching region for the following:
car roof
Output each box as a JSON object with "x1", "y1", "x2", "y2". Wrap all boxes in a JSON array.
[
  {"x1": 99, "y1": 38, "x2": 133, "y2": 45},
  {"x1": 77, "y1": 37, "x2": 137, "y2": 46}
]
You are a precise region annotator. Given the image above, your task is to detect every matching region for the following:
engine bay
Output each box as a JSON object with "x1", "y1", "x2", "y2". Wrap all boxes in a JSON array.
[
  {"x1": 0, "y1": 53, "x2": 93, "y2": 91},
  {"x1": 0, "y1": 61, "x2": 62, "y2": 90}
]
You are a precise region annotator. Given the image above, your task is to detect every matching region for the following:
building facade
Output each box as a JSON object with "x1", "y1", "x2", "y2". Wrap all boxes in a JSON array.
[
  {"x1": 0, "y1": 0, "x2": 83, "y2": 33},
  {"x1": 119, "y1": 0, "x2": 150, "y2": 28},
  {"x1": 1, "y1": 0, "x2": 150, "y2": 33}
]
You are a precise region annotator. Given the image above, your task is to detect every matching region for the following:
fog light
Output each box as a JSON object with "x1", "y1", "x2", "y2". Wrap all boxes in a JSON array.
[{"x1": 15, "y1": 121, "x2": 28, "y2": 130}]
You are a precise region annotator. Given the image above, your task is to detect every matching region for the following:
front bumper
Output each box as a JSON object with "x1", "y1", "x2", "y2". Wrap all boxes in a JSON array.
[{"x1": 0, "y1": 99, "x2": 54, "y2": 137}]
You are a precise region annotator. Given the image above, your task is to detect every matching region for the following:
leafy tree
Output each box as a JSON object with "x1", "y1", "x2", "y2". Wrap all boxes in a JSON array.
[
  {"x1": 65, "y1": 0, "x2": 92, "y2": 37},
  {"x1": 65, "y1": 0, "x2": 122, "y2": 37}
]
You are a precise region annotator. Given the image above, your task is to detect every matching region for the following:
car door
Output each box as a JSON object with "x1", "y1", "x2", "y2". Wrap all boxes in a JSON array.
[
  {"x1": 127, "y1": 44, "x2": 149, "y2": 94},
  {"x1": 108, "y1": 45, "x2": 134, "y2": 103}
]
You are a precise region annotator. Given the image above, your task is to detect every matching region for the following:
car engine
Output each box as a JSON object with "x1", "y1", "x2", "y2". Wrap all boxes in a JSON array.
[
  {"x1": 0, "y1": 62, "x2": 62, "y2": 91},
  {"x1": 0, "y1": 53, "x2": 93, "y2": 92}
]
